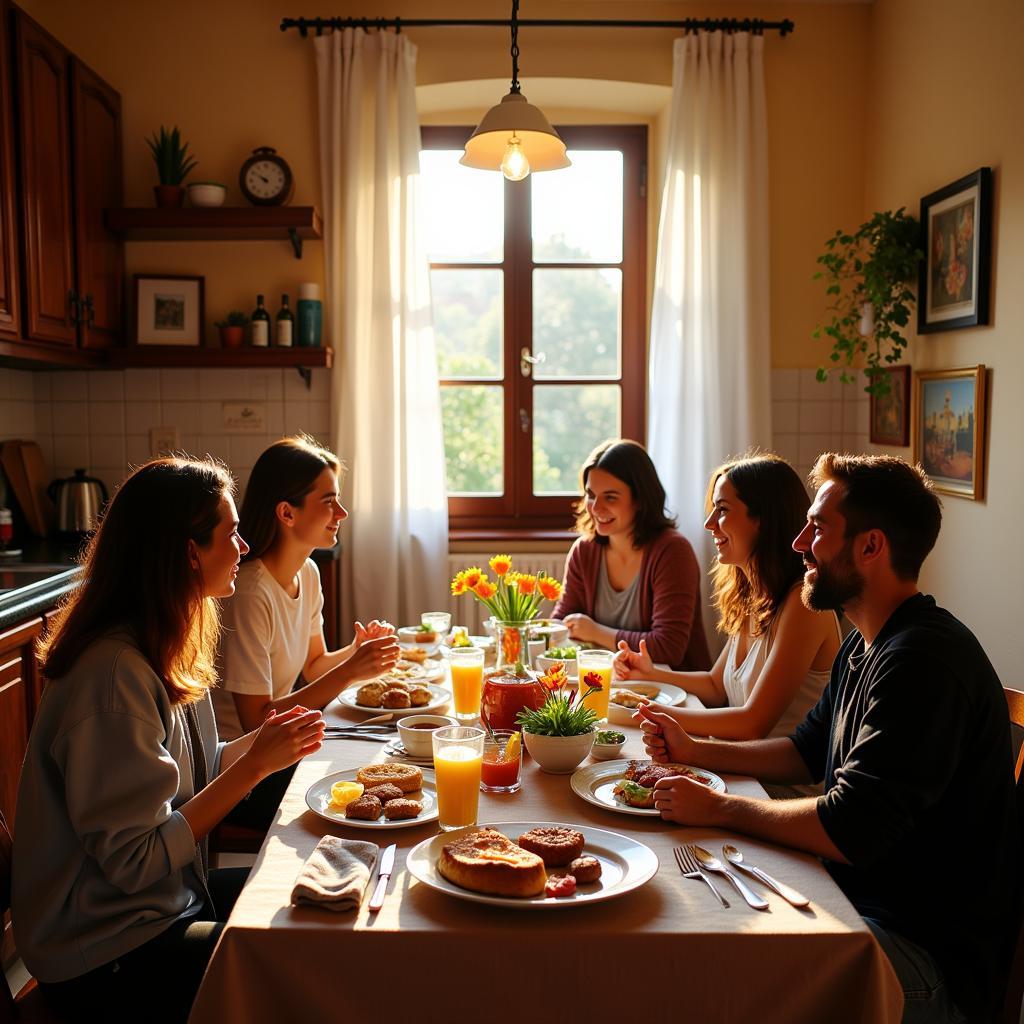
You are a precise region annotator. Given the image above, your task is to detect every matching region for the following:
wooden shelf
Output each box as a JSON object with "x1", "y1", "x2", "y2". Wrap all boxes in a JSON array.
[
  {"x1": 107, "y1": 345, "x2": 332, "y2": 369},
  {"x1": 104, "y1": 206, "x2": 322, "y2": 257},
  {"x1": 0, "y1": 337, "x2": 106, "y2": 368}
]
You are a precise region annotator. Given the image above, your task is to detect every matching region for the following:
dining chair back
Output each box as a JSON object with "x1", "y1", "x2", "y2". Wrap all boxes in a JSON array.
[
  {"x1": 1, "y1": 810, "x2": 63, "y2": 1024},
  {"x1": 999, "y1": 686, "x2": 1024, "y2": 1024}
]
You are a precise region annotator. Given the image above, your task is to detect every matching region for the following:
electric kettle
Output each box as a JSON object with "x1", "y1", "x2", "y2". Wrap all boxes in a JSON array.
[{"x1": 47, "y1": 468, "x2": 108, "y2": 536}]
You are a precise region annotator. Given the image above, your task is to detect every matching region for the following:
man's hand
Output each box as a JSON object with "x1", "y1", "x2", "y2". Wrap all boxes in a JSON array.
[
  {"x1": 614, "y1": 638, "x2": 654, "y2": 680},
  {"x1": 636, "y1": 703, "x2": 700, "y2": 765},
  {"x1": 653, "y1": 773, "x2": 727, "y2": 826}
]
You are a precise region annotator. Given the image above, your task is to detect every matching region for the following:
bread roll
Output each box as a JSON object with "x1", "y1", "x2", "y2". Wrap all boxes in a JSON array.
[{"x1": 438, "y1": 829, "x2": 547, "y2": 898}]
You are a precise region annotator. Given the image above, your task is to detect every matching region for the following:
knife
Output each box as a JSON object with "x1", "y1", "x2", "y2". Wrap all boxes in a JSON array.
[{"x1": 368, "y1": 843, "x2": 397, "y2": 912}]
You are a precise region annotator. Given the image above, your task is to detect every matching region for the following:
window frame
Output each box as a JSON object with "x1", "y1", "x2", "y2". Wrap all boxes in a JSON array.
[{"x1": 422, "y1": 123, "x2": 648, "y2": 532}]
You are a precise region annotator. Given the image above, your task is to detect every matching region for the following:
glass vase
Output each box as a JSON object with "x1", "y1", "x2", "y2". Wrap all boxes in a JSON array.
[{"x1": 480, "y1": 620, "x2": 546, "y2": 732}]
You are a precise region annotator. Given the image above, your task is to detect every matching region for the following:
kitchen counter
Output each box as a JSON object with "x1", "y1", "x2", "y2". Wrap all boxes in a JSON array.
[{"x1": 0, "y1": 540, "x2": 83, "y2": 629}]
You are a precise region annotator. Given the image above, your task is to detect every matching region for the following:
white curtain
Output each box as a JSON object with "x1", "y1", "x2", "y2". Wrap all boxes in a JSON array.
[
  {"x1": 315, "y1": 29, "x2": 448, "y2": 632},
  {"x1": 647, "y1": 32, "x2": 772, "y2": 654}
]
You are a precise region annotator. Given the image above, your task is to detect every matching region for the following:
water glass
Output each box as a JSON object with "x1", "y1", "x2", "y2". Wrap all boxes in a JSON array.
[
  {"x1": 421, "y1": 611, "x2": 452, "y2": 637},
  {"x1": 432, "y1": 726, "x2": 484, "y2": 831}
]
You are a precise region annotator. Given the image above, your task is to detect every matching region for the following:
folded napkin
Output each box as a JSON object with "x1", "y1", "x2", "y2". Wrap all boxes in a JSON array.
[{"x1": 291, "y1": 836, "x2": 379, "y2": 912}]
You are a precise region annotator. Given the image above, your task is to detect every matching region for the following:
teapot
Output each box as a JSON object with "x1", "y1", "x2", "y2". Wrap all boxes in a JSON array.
[{"x1": 47, "y1": 468, "x2": 108, "y2": 536}]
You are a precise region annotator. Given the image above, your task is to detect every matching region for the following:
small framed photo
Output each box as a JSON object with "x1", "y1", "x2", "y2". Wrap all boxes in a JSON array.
[
  {"x1": 133, "y1": 275, "x2": 205, "y2": 346},
  {"x1": 869, "y1": 365, "x2": 911, "y2": 447},
  {"x1": 918, "y1": 167, "x2": 992, "y2": 334},
  {"x1": 913, "y1": 365, "x2": 987, "y2": 500}
]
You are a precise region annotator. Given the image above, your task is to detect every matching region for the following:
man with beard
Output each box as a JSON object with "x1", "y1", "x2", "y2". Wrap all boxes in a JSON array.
[{"x1": 638, "y1": 453, "x2": 1018, "y2": 1023}]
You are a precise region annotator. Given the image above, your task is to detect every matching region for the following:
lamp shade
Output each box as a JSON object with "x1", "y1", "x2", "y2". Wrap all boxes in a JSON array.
[{"x1": 460, "y1": 91, "x2": 571, "y2": 173}]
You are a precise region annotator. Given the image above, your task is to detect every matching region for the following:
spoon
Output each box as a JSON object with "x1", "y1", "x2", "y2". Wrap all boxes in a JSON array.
[
  {"x1": 691, "y1": 845, "x2": 769, "y2": 910},
  {"x1": 721, "y1": 844, "x2": 810, "y2": 908}
]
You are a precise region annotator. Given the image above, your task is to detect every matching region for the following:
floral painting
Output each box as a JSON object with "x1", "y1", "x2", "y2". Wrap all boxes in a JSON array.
[
  {"x1": 870, "y1": 365, "x2": 910, "y2": 447},
  {"x1": 913, "y1": 366, "x2": 987, "y2": 500},
  {"x1": 918, "y1": 168, "x2": 991, "y2": 333}
]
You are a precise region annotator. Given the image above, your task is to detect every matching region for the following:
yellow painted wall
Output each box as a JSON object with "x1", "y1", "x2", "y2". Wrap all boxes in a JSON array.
[
  {"x1": 18, "y1": 0, "x2": 869, "y2": 367},
  {"x1": 864, "y1": 0, "x2": 1024, "y2": 680}
]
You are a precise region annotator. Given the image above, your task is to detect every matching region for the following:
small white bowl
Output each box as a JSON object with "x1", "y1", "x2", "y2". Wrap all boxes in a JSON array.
[
  {"x1": 523, "y1": 729, "x2": 595, "y2": 774},
  {"x1": 187, "y1": 182, "x2": 226, "y2": 207},
  {"x1": 590, "y1": 733, "x2": 626, "y2": 761},
  {"x1": 398, "y1": 714, "x2": 457, "y2": 758},
  {"x1": 530, "y1": 620, "x2": 570, "y2": 648},
  {"x1": 397, "y1": 625, "x2": 440, "y2": 651},
  {"x1": 535, "y1": 653, "x2": 578, "y2": 679}
]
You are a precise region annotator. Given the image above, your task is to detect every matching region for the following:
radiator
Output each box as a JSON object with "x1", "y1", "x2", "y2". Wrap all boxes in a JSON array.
[{"x1": 446, "y1": 553, "x2": 568, "y2": 633}]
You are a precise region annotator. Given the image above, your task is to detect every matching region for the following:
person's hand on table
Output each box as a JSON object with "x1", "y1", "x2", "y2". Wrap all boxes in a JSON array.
[
  {"x1": 246, "y1": 705, "x2": 325, "y2": 778},
  {"x1": 653, "y1": 773, "x2": 724, "y2": 825},
  {"x1": 614, "y1": 638, "x2": 654, "y2": 680},
  {"x1": 344, "y1": 633, "x2": 400, "y2": 683},
  {"x1": 562, "y1": 612, "x2": 598, "y2": 643},
  {"x1": 636, "y1": 702, "x2": 698, "y2": 764},
  {"x1": 354, "y1": 619, "x2": 395, "y2": 643}
]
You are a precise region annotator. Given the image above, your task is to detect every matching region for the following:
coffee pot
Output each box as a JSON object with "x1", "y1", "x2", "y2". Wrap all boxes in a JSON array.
[{"x1": 47, "y1": 468, "x2": 108, "y2": 536}]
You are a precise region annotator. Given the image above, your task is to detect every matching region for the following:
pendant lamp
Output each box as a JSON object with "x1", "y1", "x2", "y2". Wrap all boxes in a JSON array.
[{"x1": 460, "y1": 0, "x2": 570, "y2": 180}]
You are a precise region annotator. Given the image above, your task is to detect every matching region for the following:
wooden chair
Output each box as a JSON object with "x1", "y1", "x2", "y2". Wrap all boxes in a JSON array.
[
  {"x1": 1, "y1": 811, "x2": 61, "y2": 1024},
  {"x1": 999, "y1": 686, "x2": 1024, "y2": 1024},
  {"x1": 208, "y1": 821, "x2": 263, "y2": 866}
]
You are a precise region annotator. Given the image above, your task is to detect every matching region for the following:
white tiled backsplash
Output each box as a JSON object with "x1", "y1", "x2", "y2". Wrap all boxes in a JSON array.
[
  {"x1": 0, "y1": 364, "x2": 877, "y2": 503},
  {"x1": 0, "y1": 365, "x2": 330, "y2": 497}
]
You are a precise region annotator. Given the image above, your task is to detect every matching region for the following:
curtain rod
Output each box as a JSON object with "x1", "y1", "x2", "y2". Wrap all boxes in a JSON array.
[{"x1": 280, "y1": 16, "x2": 795, "y2": 38}]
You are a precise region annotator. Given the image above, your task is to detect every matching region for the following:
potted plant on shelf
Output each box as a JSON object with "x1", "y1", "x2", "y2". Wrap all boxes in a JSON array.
[
  {"x1": 813, "y1": 208, "x2": 923, "y2": 396},
  {"x1": 215, "y1": 311, "x2": 248, "y2": 348},
  {"x1": 147, "y1": 125, "x2": 198, "y2": 208},
  {"x1": 515, "y1": 664, "x2": 600, "y2": 774}
]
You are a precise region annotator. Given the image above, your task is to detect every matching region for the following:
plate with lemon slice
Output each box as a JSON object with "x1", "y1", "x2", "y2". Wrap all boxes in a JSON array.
[{"x1": 305, "y1": 769, "x2": 438, "y2": 830}]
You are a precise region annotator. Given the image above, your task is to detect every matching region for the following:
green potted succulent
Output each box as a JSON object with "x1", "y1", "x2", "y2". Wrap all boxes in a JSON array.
[
  {"x1": 147, "y1": 125, "x2": 198, "y2": 208},
  {"x1": 515, "y1": 664, "x2": 600, "y2": 773},
  {"x1": 214, "y1": 311, "x2": 248, "y2": 348},
  {"x1": 813, "y1": 208, "x2": 923, "y2": 396}
]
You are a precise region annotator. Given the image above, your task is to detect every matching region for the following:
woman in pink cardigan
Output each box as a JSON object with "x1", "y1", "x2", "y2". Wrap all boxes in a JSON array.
[{"x1": 552, "y1": 439, "x2": 711, "y2": 671}]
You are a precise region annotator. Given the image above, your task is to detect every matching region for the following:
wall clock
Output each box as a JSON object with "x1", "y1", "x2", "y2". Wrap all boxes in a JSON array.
[{"x1": 239, "y1": 146, "x2": 294, "y2": 206}]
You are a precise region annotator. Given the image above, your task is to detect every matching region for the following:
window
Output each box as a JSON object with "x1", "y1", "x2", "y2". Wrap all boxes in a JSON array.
[{"x1": 421, "y1": 125, "x2": 647, "y2": 530}]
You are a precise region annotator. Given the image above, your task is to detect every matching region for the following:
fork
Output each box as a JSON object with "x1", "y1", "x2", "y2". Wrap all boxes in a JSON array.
[{"x1": 673, "y1": 845, "x2": 729, "y2": 908}]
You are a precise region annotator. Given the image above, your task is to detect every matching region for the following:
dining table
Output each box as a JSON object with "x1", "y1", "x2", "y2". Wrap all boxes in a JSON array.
[{"x1": 189, "y1": 672, "x2": 903, "y2": 1024}]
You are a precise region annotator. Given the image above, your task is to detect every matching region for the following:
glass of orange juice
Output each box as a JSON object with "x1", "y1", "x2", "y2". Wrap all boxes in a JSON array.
[
  {"x1": 432, "y1": 726, "x2": 485, "y2": 831},
  {"x1": 449, "y1": 647, "x2": 484, "y2": 723},
  {"x1": 577, "y1": 649, "x2": 614, "y2": 722}
]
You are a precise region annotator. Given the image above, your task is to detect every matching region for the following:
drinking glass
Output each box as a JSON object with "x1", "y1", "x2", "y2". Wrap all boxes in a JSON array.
[
  {"x1": 449, "y1": 646, "x2": 484, "y2": 722},
  {"x1": 480, "y1": 730, "x2": 523, "y2": 794},
  {"x1": 432, "y1": 726, "x2": 485, "y2": 831},
  {"x1": 577, "y1": 649, "x2": 614, "y2": 721},
  {"x1": 421, "y1": 611, "x2": 452, "y2": 637}
]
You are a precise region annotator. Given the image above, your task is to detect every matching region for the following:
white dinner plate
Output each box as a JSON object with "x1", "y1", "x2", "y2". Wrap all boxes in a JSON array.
[
  {"x1": 337, "y1": 683, "x2": 451, "y2": 718},
  {"x1": 305, "y1": 768, "x2": 438, "y2": 830},
  {"x1": 406, "y1": 820, "x2": 658, "y2": 908},
  {"x1": 570, "y1": 759, "x2": 726, "y2": 817},
  {"x1": 607, "y1": 680, "x2": 687, "y2": 725},
  {"x1": 394, "y1": 654, "x2": 445, "y2": 682}
]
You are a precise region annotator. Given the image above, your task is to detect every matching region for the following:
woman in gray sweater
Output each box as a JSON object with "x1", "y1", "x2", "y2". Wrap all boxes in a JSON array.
[{"x1": 12, "y1": 457, "x2": 324, "y2": 1023}]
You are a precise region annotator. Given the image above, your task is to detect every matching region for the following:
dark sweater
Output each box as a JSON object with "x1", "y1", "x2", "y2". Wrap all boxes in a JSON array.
[
  {"x1": 552, "y1": 529, "x2": 711, "y2": 671},
  {"x1": 792, "y1": 594, "x2": 1019, "y2": 1019}
]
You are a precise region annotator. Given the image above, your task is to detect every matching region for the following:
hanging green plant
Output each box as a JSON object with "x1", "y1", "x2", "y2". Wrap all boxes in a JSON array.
[{"x1": 813, "y1": 208, "x2": 923, "y2": 396}]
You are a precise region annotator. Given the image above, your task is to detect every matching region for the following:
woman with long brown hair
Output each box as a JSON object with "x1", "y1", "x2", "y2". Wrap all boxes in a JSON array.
[
  {"x1": 213, "y1": 435, "x2": 399, "y2": 829},
  {"x1": 12, "y1": 457, "x2": 324, "y2": 1023},
  {"x1": 614, "y1": 453, "x2": 841, "y2": 741},
  {"x1": 553, "y1": 438, "x2": 711, "y2": 670}
]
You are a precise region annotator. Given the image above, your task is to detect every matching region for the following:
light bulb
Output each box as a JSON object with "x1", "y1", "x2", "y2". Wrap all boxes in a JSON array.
[{"x1": 501, "y1": 136, "x2": 530, "y2": 181}]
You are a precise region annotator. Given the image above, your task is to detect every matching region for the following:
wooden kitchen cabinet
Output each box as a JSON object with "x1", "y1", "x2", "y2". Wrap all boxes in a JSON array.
[
  {"x1": 0, "y1": 617, "x2": 42, "y2": 827},
  {"x1": 0, "y1": 0, "x2": 20, "y2": 341},
  {"x1": 10, "y1": 5, "x2": 123, "y2": 351}
]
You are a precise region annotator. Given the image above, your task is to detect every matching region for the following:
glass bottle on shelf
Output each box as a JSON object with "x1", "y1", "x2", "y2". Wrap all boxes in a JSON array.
[
  {"x1": 250, "y1": 294, "x2": 270, "y2": 347},
  {"x1": 275, "y1": 294, "x2": 293, "y2": 347}
]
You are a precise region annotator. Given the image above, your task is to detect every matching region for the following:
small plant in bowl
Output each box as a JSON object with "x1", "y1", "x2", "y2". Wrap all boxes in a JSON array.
[
  {"x1": 215, "y1": 311, "x2": 248, "y2": 348},
  {"x1": 591, "y1": 729, "x2": 626, "y2": 761},
  {"x1": 536, "y1": 644, "x2": 581, "y2": 679},
  {"x1": 516, "y1": 664, "x2": 601, "y2": 773},
  {"x1": 147, "y1": 125, "x2": 198, "y2": 207}
]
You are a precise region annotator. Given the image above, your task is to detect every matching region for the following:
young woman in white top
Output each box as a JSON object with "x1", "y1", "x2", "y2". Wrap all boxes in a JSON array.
[
  {"x1": 14, "y1": 458, "x2": 324, "y2": 1023},
  {"x1": 614, "y1": 453, "x2": 841, "y2": 742},
  {"x1": 214, "y1": 435, "x2": 399, "y2": 828}
]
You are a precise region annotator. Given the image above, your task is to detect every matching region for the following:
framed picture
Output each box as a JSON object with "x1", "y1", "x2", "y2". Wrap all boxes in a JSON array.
[
  {"x1": 913, "y1": 365, "x2": 987, "y2": 500},
  {"x1": 918, "y1": 167, "x2": 992, "y2": 333},
  {"x1": 869, "y1": 365, "x2": 911, "y2": 446},
  {"x1": 133, "y1": 275, "x2": 205, "y2": 346}
]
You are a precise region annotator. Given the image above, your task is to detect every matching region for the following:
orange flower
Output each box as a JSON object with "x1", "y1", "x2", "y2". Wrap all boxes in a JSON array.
[
  {"x1": 461, "y1": 566, "x2": 483, "y2": 589},
  {"x1": 489, "y1": 554, "x2": 513, "y2": 577},
  {"x1": 538, "y1": 664, "x2": 567, "y2": 691},
  {"x1": 474, "y1": 579, "x2": 497, "y2": 600},
  {"x1": 537, "y1": 576, "x2": 562, "y2": 602},
  {"x1": 450, "y1": 575, "x2": 467, "y2": 596},
  {"x1": 516, "y1": 574, "x2": 537, "y2": 595}
]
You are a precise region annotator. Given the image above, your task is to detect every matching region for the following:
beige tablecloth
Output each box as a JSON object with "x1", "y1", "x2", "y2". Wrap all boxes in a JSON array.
[{"x1": 190, "y1": 690, "x2": 902, "y2": 1024}]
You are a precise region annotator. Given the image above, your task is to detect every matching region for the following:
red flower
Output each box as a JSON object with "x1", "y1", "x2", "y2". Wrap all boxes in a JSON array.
[{"x1": 582, "y1": 671, "x2": 604, "y2": 691}]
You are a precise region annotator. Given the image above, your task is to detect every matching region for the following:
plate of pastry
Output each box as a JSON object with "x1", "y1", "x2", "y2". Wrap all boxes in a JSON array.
[
  {"x1": 305, "y1": 766, "x2": 438, "y2": 829},
  {"x1": 338, "y1": 681, "x2": 451, "y2": 717},
  {"x1": 607, "y1": 680, "x2": 686, "y2": 725},
  {"x1": 406, "y1": 821, "x2": 658, "y2": 907},
  {"x1": 570, "y1": 759, "x2": 726, "y2": 817}
]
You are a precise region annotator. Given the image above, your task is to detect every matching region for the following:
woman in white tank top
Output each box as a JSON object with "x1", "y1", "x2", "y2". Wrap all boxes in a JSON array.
[{"x1": 614, "y1": 453, "x2": 841, "y2": 742}]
